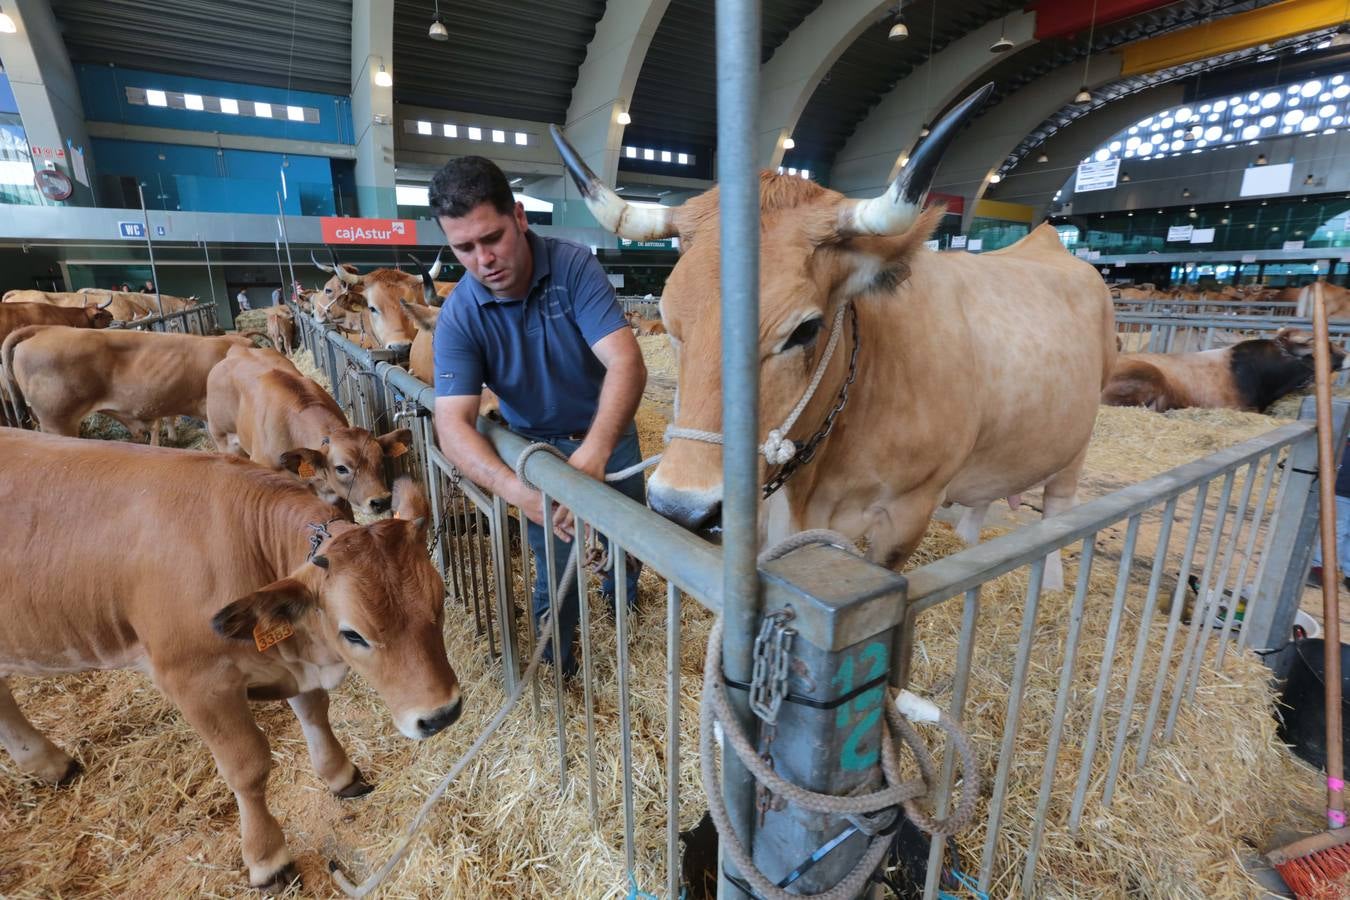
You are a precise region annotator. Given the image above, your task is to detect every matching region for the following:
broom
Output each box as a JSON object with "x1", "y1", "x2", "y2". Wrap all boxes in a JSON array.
[{"x1": 1269, "y1": 281, "x2": 1350, "y2": 898}]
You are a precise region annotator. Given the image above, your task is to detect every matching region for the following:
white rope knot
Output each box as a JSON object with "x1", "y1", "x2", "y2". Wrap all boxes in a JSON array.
[{"x1": 761, "y1": 429, "x2": 796, "y2": 465}]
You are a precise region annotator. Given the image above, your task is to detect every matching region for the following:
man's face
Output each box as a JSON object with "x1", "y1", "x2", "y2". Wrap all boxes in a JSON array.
[{"x1": 438, "y1": 201, "x2": 533, "y2": 298}]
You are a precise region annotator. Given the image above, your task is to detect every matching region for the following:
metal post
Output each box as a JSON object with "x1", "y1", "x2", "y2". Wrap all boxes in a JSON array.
[
  {"x1": 274, "y1": 238, "x2": 286, "y2": 303},
  {"x1": 715, "y1": 0, "x2": 762, "y2": 895},
  {"x1": 276, "y1": 192, "x2": 298, "y2": 301},
  {"x1": 1247, "y1": 397, "x2": 1350, "y2": 677},
  {"x1": 135, "y1": 183, "x2": 165, "y2": 319},
  {"x1": 198, "y1": 235, "x2": 217, "y2": 307}
]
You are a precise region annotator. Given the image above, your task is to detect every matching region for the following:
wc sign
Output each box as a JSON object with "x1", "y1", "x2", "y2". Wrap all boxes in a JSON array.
[{"x1": 320, "y1": 217, "x2": 416, "y2": 245}]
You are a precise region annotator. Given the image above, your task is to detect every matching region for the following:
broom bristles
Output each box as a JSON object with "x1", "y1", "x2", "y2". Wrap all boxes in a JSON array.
[{"x1": 1275, "y1": 845, "x2": 1350, "y2": 899}]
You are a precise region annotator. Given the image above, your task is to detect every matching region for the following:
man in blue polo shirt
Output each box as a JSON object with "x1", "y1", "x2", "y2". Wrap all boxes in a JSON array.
[{"x1": 429, "y1": 156, "x2": 647, "y2": 677}]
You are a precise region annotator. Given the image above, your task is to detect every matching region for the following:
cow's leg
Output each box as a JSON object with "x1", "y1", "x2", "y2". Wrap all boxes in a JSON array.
[
  {"x1": 149, "y1": 419, "x2": 162, "y2": 447},
  {"x1": 0, "y1": 677, "x2": 81, "y2": 784},
  {"x1": 1041, "y1": 450, "x2": 1088, "y2": 593},
  {"x1": 165, "y1": 417, "x2": 180, "y2": 443},
  {"x1": 169, "y1": 685, "x2": 296, "y2": 889},
  {"x1": 286, "y1": 689, "x2": 371, "y2": 798},
  {"x1": 954, "y1": 503, "x2": 990, "y2": 545}
]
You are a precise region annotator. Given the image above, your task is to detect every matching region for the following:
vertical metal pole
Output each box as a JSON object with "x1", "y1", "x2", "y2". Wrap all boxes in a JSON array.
[
  {"x1": 715, "y1": 1, "x2": 762, "y2": 896},
  {"x1": 198, "y1": 235, "x2": 217, "y2": 307},
  {"x1": 276, "y1": 192, "x2": 298, "y2": 300},
  {"x1": 275, "y1": 238, "x2": 286, "y2": 302},
  {"x1": 136, "y1": 183, "x2": 165, "y2": 319},
  {"x1": 667, "y1": 581, "x2": 683, "y2": 900}
]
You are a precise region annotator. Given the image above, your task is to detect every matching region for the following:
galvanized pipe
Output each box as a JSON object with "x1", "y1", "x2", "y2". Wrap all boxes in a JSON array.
[
  {"x1": 714, "y1": 0, "x2": 763, "y2": 891},
  {"x1": 276, "y1": 192, "x2": 298, "y2": 299},
  {"x1": 541, "y1": 492, "x2": 568, "y2": 792},
  {"x1": 135, "y1": 183, "x2": 165, "y2": 320},
  {"x1": 614, "y1": 546, "x2": 638, "y2": 877},
  {"x1": 1218, "y1": 451, "x2": 1279, "y2": 668},
  {"x1": 666, "y1": 581, "x2": 683, "y2": 900},
  {"x1": 577, "y1": 517, "x2": 600, "y2": 824}
]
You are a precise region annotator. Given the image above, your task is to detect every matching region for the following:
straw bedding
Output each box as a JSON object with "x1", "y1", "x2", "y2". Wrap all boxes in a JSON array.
[{"x1": 0, "y1": 338, "x2": 1328, "y2": 898}]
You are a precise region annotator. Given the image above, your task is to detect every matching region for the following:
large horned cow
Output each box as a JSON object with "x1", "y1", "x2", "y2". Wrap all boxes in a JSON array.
[
  {"x1": 309, "y1": 251, "x2": 447, "y2": 351},
  {"x1": 549, "y1": 84, "x2": 1116, "y2": 590}
]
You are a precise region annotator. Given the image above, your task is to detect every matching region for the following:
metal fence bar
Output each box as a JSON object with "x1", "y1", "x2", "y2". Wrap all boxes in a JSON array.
[
  {"x1": 614, "y1": 545, "x2": 638, "y2": 878},
  {"x1": 577, "y1": 517, "x2": 599, "y2": 825},
  {"x1": 491, "y1": 494, "x2": 521, "y2": 694},
  {"x1": 1066, "y1": 515, "x2": 1141, "y2": 832},
  {"x1": 523, "y1": 506, "x2": 541, "y2": 718},
  {"x1": 922, "y1": 588, "x2": 981, "y2": 900},
  {"x1": 1101, "y1": 498, "x2": 1179, "y2": 807},
  {"x1": 666, "y1": 581, "x2": 683, "y2": 900},
  {"x1": 978, "y1": 558, "x2": 1046, "y2": 892},
  {"x1": 1020, "y1": 539, "x2": 1097, "y2": 896},
  {"x1": 1164, "y1": 471, "x2": 1237, "y2": 740},
  {"x1": 1238, "y1": 448, "x2": 1292, "y2": 655},
  {"x1": 541, "y1": 492, "x2": 568, "y2": 792},
  {"x1": 1136, "y1": 483, "x2": 1210, "y2": 772},
  {"x1": 1217, "y1": 450, "x2": 1280, "y2": 669}
]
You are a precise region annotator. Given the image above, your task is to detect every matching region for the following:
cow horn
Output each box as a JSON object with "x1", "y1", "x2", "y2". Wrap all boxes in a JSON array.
[
  {"x1": 310, "y1": 250, "x2": 336, "y2": 274},
  {"x1": 96, "y1": 297, "x2": 114, "y2": 310},
  {"x1": 837, "y1": 82, "x2": 995, "y2": 238},
  {"x1": 427, "y1": 247, "x2": 444, "y2": 281},
  {"x1": 407, "y1": 253, "x2": 438, "y2": 303},
  {"x1": 549, "y1": 124, "x2": 678, "y2": 241},
  {"x1": 327, "y1": 248, "x2": 364, "y2": 286}
]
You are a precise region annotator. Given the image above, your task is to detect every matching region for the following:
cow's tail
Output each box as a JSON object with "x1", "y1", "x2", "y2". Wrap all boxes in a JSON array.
[{"x1": 0, "y1": 324, "x2": 42, "y2": 426}]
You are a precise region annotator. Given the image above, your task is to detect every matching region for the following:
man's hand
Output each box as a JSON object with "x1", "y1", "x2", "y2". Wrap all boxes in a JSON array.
[{"x1": 551, "y1": 442, "x2": 608, "y2": 539}]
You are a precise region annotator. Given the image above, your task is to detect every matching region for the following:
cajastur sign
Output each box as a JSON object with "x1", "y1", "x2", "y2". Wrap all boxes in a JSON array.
[{"x1": 320, "y1": 217, "x2": 416, "y2": 245}]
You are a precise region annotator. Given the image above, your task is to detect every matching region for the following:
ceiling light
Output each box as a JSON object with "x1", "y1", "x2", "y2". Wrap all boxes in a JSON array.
[
  {"x1": 989, "y1": 172, "x2": 1002, "y2": 184},
  {"x1": 888, "y1": 12, "x2": 908, "y2": 41},
  {"x1": 1304, "y1": 173, "x2": 1315, "y2": 185},
  {"x1": 1037, "y1": 152, "x2": 1048, "y2": 163},
  {"x1": 1182, "y1": 187, "x2": 1191, "y2": 198},
  {"x1": 429, "y1": 0, "x2": 449, "y2": 41},
  {"x1": 898, "y1": 154, "x2": 910, "y2": 168},
  {"x1": 375, "y1": 63, "x2": 393, "y2": 88},
  {"x1": 1255, "y1": 153, "x2": 1267, "y2": 165},
  {"x1": 990, "y1": 35, "x2": 1014, "y2": 53},
  {"x1": 1121, "y1": 172, "x2": 1131, "y2": 182},
  {"x1": 617, "y1": 111, "x2": 632, "y2": 126},
  {"x1": 782, "y1": 136, "x2": 795, "y2": 150},
  {"x1": 0, "y1": 4, "x2": 14, "y2": 33},
  {"x1": 1074, "y1": 87, "x2": 1093, "y2": 104},
  {"x1": 919, "y1": 123, "x2": 931, "y2": 138}
]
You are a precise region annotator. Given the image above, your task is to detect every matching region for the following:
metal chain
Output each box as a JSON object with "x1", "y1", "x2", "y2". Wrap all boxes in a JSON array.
[
  {"x1": 750, "y1": 608, "x2": 797, "y2": 826},
  {"x1": 762, "y1": 303, "x2": 860, "y2": 500}
]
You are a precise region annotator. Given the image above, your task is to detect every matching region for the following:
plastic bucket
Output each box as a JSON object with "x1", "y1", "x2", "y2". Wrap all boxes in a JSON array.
[{"x1": 1277, "y1": 638, "x2": 1350, "y2": 771}]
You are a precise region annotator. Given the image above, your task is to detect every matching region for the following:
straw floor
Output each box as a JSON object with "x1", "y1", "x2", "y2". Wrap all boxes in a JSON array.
[{"x1": 0, "y1": 337, "x2": 1330, "y2": 898}]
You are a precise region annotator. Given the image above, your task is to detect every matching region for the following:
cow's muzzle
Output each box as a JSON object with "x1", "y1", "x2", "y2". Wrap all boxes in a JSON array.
[
  {"x1": 649, "y1": 484, "x2": 722, "y2": 534},
  {"x1": 415, "y1": 698, "x2": 462, "y2": 738}
]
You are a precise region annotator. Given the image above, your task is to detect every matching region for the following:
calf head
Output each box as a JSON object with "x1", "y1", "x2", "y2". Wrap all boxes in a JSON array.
[
  {"x1": 280, "y1": 426, "x2": 413, "y2": 515},
  {"x1": 212, "y1": 479, "x2": 461, "y2": 739},
  {"x1": 549, "y1": 84, "x2": 993, "y2": 532},
  {"x1": 1234, "y1": 327, "x2": 1349, "y2": 411},
  {"x1": 316, "y1": 254, "x2": 429, "y2": 351}
]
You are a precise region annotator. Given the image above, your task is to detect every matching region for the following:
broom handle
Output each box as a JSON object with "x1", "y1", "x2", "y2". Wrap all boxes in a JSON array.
[{"x1": 1313, "y1": 279, "x2": 1345, "y2": 829}]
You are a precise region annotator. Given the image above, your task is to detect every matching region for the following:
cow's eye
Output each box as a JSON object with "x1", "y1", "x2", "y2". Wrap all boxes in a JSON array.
[
  {"x1": 324, "y1": 288, "x2": 333, "y2": 295},
  {"x1": 782, "y1": 317, "x2": 823, "y2": 353},
  {"x1": 368, "y1": 305, "x2": 380, "y2": 316},
  {"x1": 339, "y1": 628, "x2": 369, "y2": 648},
  {"x1": 335, "y1": 464, "x2": 350, "y2": 476}
]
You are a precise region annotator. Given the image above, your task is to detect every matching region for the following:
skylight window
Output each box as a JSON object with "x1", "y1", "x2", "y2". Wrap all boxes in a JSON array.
[
  {"x1": 220, "y1": 98, "x2": 239, "y2": 115},
  {"x1": 146, "y1": 89, "x2": 168, "y2": 107},
  {"x1": 417, "y1": 120, "x2": 432, "y2": 135},
  {"x1": 468, "y1": 127, "x2": 482, "y2": 141},
  {"x1": 515, "y1": 132, "x2": 528, "y2": 145},
  {"x1": 288, "y1": 106, "x2": 305, "y2": 122},
  {"x1": 491, "y1": 129, "x2": 506, "y2": 143},
  {"x1": 444, "y1": 124, "x2": 457, "y2": 137},
  {"x1": 255, "y1": 102, "x2": 272, "y2": 118},
  {"x1": 184, "y1": 94, "x2": 204, "y2": 111}
]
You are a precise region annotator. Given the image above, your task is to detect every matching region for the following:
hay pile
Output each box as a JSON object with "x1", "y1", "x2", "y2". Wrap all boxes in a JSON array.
[{"x1": 232, "y1": 308, "x2": 270, "y2": 334}]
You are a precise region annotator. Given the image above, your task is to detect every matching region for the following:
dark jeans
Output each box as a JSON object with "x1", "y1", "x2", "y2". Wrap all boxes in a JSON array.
[{"x1": 526, "y1": 425, "x2": 645, "y2": 673}]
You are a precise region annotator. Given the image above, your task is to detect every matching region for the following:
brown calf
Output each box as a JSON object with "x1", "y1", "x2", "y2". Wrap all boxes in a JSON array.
[
  {"x1": 0, "y1": 430, "x2": 461, "y2": 888},
  {"x1": 2, "y1": 327, "x2": 251, "y2": 439},
  {"x1": 206, "y1": 345, "x2": 411, "y2": 516}
]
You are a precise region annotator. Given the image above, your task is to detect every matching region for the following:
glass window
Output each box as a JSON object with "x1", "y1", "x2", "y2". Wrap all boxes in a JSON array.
[
  {"x1": 219, "y1": 98, "x2": 239, "y2": 115},
  {"x1": 146, "y1": 89, "x2": 168, "y2": 107},
  {"x1": 254, "y1": 102, "x2": 272, "y2": 118}
]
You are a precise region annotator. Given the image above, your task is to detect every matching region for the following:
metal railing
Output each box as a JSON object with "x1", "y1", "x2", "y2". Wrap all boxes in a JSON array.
[
  {"x1": 1117, "y1": 310, "x2": 1350, "y2": 359},
  {"x1": 113, "y1": 303, "x2": 221, "y2": 336},
  {"x1": 894, "y1": 396, "x2": 1348, "y2": 898},
  {"x1": 1114, "y1": 297, "x2": 1300, "y2": 317},
  {"x1": 292, "y1": 303, "x2": 1339, "y2": 897}
]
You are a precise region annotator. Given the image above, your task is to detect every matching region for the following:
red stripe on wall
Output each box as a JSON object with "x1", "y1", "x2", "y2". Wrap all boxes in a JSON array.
[{"x1": 1025, "y1": 0, "x2": 1175, "y2": 40}]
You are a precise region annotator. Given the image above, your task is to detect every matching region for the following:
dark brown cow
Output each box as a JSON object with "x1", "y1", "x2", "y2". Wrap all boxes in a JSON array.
[{"x1": 0, "y1": 430, "x2": 461, "y2": 888}]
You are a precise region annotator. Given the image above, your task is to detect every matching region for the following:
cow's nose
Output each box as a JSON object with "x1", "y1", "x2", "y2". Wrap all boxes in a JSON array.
[
  {"x1": 387, "y1": 341, "x2": 412, "y2": 353},
  {"x1": 369, "y1": 495, "x2": 391, "y2": 514},
  {"x1": 650, "y1": 487, "x2": 722, "y2": 533},
  {"x1": 417, "y1": 699, "x2": 462, "y2": 737}
]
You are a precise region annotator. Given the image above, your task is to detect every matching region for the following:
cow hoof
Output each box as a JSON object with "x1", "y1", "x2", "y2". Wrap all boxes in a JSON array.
[
  {"x1": 56, "y1": 758, "x2": 84, "y2": 787},
  {"x1": 334, "y1": 768, "x2": 374, "y2": 799},
  {"x1": 255, "y1": 862, "x2": 300, "y2": 893}
]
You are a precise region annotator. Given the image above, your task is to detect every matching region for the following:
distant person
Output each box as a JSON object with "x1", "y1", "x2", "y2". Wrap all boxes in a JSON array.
[
  {"x1": 235, "y1": 289, "x2": 251, "y2": 312},
  {"x1": 271, "y1": 287, "x2": 282, "y2": 306},
  {"x1": 143, "y1": 281, "x2": 155, "y2": 294},
  {"x1": 119, "y1": 282, "x2": 131, "y2": 293}
]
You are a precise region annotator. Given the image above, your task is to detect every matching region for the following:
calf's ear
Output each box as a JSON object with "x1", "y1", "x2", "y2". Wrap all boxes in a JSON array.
[
  {"x1": 1276, "y1": 327, "x2": 1315, "y2": 356},
  {"x1": 212, "y1": 577, "x2": 316, "y2": 641},
  {"x1": 281, "y1": 447, "x2": 328, "y2": 479},
  {"x1": 378, "y1": 428, "x2": 413, "y2": 459}
]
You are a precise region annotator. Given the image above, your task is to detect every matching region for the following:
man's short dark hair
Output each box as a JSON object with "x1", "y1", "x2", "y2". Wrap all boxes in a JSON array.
[{"x1": 429, "y1": 156, "x2": 515, "y2": 219}]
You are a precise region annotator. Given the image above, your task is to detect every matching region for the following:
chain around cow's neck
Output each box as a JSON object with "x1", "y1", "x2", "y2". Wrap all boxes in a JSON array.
[{"x1": 663, "y1": 300, "x2": 860, "y2": 500}]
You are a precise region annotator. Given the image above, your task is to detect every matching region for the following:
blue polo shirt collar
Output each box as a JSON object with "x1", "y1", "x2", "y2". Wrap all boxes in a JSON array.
[{"x1": 471, "y1": 229, "x2": 550, "y2": 306}]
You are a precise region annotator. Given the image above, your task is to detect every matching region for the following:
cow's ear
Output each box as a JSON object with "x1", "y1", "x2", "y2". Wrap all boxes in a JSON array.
[
  {"x1": 212, "y1": 577, "x2": 315, "y2": 641},
  {"x1": 1277, "y1": 327, "x2": 1315, "y2": 356},
  {"x1": 378, "y1": 428, "x2": 413, "y2": 459},
  {"x1": 827, "y1": 205, "x2": 943, "y2": 300},
  {"x1": 399, "y1": 299, "x2": 440, "y2": 331},
  {"x1": 392, "y1": 476, "x2": 430, "y2": 537},
  {"x1": 281, "y1": 447, "x2": 327, "y2": 479}
]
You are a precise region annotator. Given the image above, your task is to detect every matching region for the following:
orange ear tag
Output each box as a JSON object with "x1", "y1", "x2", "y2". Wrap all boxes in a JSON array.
[
  {"x1": 297, "y1": 460, "x2": 317, "y2": 478},
  {"x1": 253, "y1": 618, "x2": 296, "y2": 652},
  {"x1": 388, "y1": 442, "x2": 409, "y2": 459}
]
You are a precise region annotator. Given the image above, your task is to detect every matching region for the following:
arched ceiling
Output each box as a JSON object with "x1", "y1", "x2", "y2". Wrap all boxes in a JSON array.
[
  {"x1": 622, "y1": 0, "x2": 823, "y2": 152},
  {"x1": 391, "y1": 0, "x2": 607, "y2": 122},
  {"x1": 46, "y1": 0, "x2": 353, "y2": 95}
]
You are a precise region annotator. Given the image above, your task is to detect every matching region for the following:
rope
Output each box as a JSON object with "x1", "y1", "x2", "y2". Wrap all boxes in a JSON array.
[
  {"x1": 699, "y1": 532, "x2": 981, "y2": 900},
  {"x1": 666, "y1": 301, "x2": 850, "y2": 466}
]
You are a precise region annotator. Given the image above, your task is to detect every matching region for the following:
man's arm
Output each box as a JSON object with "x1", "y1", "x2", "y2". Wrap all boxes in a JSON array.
[
  {"x1": 434, "y1": 396, "x2": 545, "y2": 527},
  {"x1": 568, "y1": 325, "x2": 647, "y2": 482}
]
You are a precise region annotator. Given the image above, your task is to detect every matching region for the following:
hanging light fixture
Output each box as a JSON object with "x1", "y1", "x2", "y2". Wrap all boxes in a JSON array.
[
  {"x1": 782, "y1": 136, "x2": 795, "y2": 150},
  {"x1": 1182, "y1": 187, "x2": 1191, "y2": 198},
  {"x1": 888, "y1": 6, "x2": 908, "y2": 41},
  {"x1": 989, "y1": 172, "x2": 1002, "y2": 184},
  {"x1": 374, "y1": 61, "x2": 393, "y2": 87},
  {"x1": 990, "y1": 15, "x2": 1014, "y2": 53},
  {"x1": 919, "y1": 123, "x2": 931, "y2": 139},
  {"x1": 428, "y1": 0, "x2": 449, "y2": 42},
  {"x1": 1121, "y1": 171, "x2": 1131, "y2": 182},
  {"x1": 1304, "y1": 172, "x2": 1315, "y2": 185},
  {"x1": 1256, "y1": 153, "x2": 1267, "y2": 165},
  {"x1": 617, "y1": 111, "x2": 632, "y2": 125},
  {"x1": 1036, "y1": 151, "x2": 1049, "y2": 163},
  {"x1": 0, "y1": 3, "x2": 15, "y2": 33},
  {"x1": 1074, "y1": 0, "x2": 1099, "y2": 106}
]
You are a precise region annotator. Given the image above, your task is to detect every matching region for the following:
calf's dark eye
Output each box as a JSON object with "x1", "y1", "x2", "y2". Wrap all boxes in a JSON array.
[
  {"x1": 335, "y1": 464, "x2": 350, "y2": 476},
  {"x1": 340, "y1": 628, "x2": 369, "y2": 648},
  {"x1": 782, "y1": 317, "x2": 824, "y2": 352}
]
